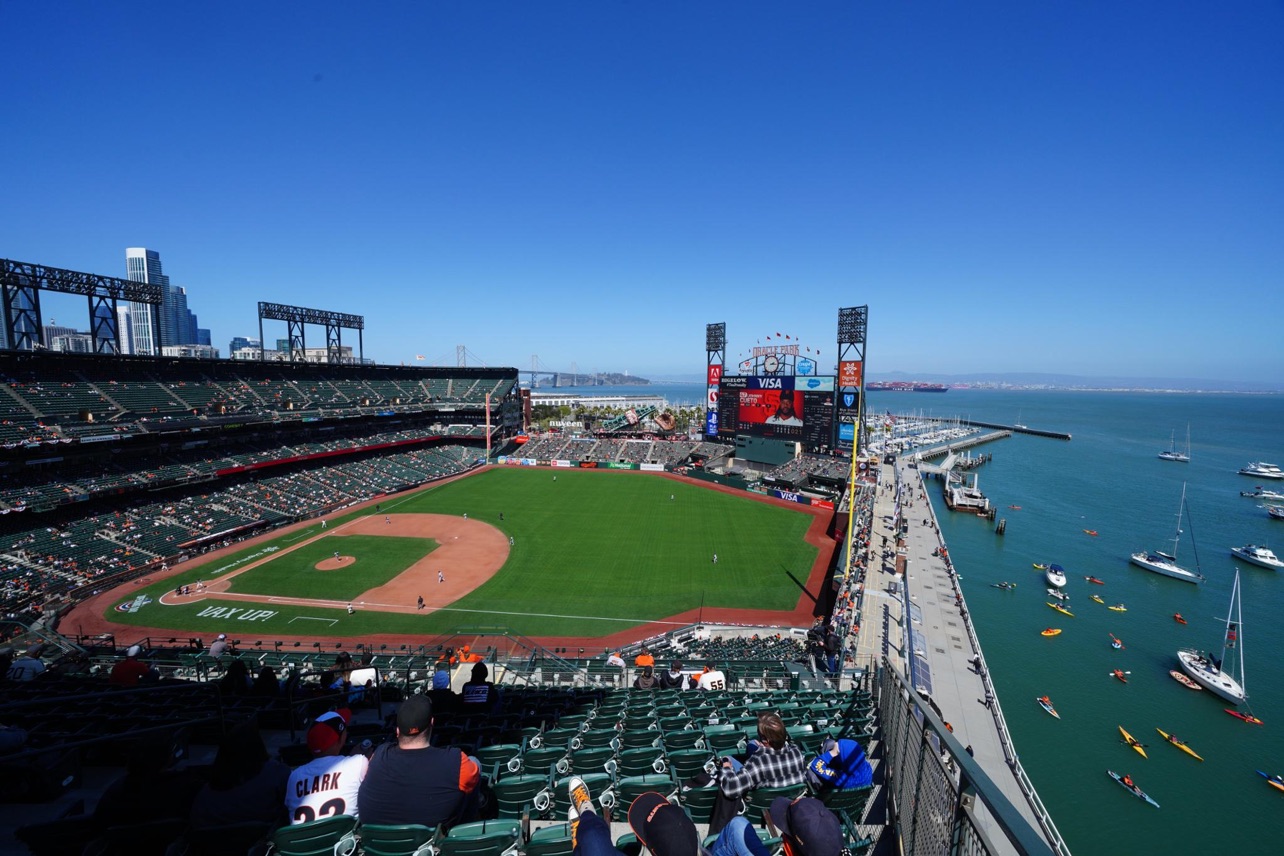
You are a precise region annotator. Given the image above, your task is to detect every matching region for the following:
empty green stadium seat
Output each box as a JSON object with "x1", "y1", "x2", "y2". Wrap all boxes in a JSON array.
[
  {"x1": 491, "y1": 771, "x2": 555, "y2": 819},
  {"x1": 614, "y1": 775, "x2": 679, "y2": 806},
  {"x1": 270, "y1": 815, "x2": 358, "y2": 856},
  {"x1": 358, "y1": 823, "x2": 437, "y2": 856},
  {"x1": 436, "y1": 820, "x2": 521, "y2": 856},
  {"x1": 523, "y1": 822, "x2": 575, "y2": 856}
]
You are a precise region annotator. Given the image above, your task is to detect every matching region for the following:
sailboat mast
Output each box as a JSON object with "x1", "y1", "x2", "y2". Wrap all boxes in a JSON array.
[{"x1": 1172, "y1": 482, "x2": 1187, "y2": 560}]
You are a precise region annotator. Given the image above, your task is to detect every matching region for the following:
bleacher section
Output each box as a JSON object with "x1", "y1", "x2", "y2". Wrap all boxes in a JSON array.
[{"x1": 4, "y1": 628, "x2": 882, "y2": 856}]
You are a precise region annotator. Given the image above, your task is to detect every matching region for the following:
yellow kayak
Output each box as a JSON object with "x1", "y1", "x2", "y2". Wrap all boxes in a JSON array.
[
  {"x1": 1156, "y1": 729, "x2": 1204, "y2": 761},
  {"x1": 1108, "y1": 604, "x2": 1128, "y2": 612},
  {"x1": 1047, "y1": 602, "x2": 1074, "y2": 617},
  {"x1": 1119, "y1": 725, "x2": 1147, "y2": 759},
  {"x1": 1091, "y1": 595, "x2": 1105, "y2": 604}
]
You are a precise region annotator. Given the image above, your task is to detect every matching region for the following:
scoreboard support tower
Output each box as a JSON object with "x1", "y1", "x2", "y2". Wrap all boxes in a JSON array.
[{"x1": 834, "y1": 306, "x2": 868, "y2": 455}]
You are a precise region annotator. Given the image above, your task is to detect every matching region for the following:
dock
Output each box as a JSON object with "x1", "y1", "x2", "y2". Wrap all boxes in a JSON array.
[{"x1": 850, "y1": 457, "x2": 1061, "y2": 852}]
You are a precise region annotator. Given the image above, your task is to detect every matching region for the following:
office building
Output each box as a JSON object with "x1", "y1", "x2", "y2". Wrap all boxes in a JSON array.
[{"x1": 125, "y1": 248, "x2": 168, "y2": 355}]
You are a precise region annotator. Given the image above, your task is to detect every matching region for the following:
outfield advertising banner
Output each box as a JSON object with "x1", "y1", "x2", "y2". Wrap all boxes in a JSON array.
[
  {"x1": 797, "y1": 376, "x2": 834, "y2": 392},
  {"x1": 640, "y1": 463, "x2": 665, "y2": 472},
  {"x1": 770, "y1": 488, "x2": 811, "y2": 505},
  {"x1": 553, "y1": 460, "x2": 573, "y2": 468}
]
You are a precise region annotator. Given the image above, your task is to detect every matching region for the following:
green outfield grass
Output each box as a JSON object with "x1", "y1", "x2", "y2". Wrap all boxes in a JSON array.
[{"x1": 107, "y1": 468, "x2": 823, "y2": 639}]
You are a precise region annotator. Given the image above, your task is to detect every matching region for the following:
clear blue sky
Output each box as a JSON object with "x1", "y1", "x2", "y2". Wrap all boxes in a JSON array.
[{"x1": 3, "y1": 2, "x2": 1281, "y2": 383}]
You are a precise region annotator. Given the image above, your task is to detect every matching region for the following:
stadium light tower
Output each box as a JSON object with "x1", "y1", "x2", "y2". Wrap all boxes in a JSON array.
[{"x1": 834, "y1": 306, "x2": 868, "y2": 454}]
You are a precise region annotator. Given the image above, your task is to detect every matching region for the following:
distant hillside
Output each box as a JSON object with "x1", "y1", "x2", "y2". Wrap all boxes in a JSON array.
[
  {"x1": 869, "y1": 371, "x2": 1284, "y2": 393},
  {"x1": 533, "y1": 372, "x2": 649, "y2": 387}
]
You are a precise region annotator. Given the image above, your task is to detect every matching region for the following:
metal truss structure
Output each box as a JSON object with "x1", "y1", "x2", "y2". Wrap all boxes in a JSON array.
[
  {"x1": 0, "y1": 258, "x2": 164, "y2": 354},
  {"x1": 257, "y1": 302, "x2": 365, "y2": 365}
]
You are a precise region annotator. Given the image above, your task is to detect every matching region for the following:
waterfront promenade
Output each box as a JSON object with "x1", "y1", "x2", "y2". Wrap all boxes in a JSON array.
[{"x1": 851, "y1": 458, "x2": 1057, "y2": 852}]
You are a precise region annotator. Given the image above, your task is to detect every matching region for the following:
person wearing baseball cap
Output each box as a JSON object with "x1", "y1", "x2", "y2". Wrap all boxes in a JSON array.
[
  {"x1": 208, "y1": 634, "x2": 230, "y2": 659},
  {"x1": 285, "y1": 709, "x2": 368, "y2": 823},
  {"x1": 624, "y1": 791, "x2": 773, "y2": 856},
  {"x1": 767, "y1": 796, "x2": 844, "y2": 856},
  {"x1": 357, "y1": 694, "x2": 481, "y2": 827},
  {"x1": 109, "y1": 644, "x2": 157, "y2": 687}
]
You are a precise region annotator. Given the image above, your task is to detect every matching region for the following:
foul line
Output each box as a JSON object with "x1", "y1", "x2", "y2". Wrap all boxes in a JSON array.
[
  {"x1": 221, "y1": 591, "x2": 690, "y2": 626},
  {"x1": 289, "y1": 616, "x2": 339, "y2": 626}
]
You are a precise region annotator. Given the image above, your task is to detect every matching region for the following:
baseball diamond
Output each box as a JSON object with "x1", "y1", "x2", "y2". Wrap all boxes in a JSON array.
[{"x1": 67, "y1": 467, "x2": 836, "y2": 648}]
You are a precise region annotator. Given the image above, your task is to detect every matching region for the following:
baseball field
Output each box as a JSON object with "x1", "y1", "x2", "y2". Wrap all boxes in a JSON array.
[{"x1": 74, "y1": 467, "x2": 834, "y2": 646}]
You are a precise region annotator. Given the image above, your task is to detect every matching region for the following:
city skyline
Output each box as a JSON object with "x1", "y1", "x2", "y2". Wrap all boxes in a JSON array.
[{"x1": 2, "y1": 3, "x2": 1281, "y2": 383}]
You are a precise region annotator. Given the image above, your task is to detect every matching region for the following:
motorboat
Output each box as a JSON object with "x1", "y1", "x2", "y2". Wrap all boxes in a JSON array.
[
  {"x1": 1240, "y1": 487, "x2": 1284, "y2": 501},
  {"x1": 1045, "y1": 563, "x2": 1067, "y2": 588},
  {"x1": 1231, "y1": 544, "x2": 1284, "y2": 570},
  {"x1": 1268, "y1": 505, "x2": 1284, "y2": 521},
  {"x1": 1177, "y1": 570, "x2": 1247, "y2": 704},
  {"x1": 1130, "y1": 482, "x2": 1205, "y2": 584},
  {"x1": 1239, "y1": 462, "x2": 1284, "y2": 479}
]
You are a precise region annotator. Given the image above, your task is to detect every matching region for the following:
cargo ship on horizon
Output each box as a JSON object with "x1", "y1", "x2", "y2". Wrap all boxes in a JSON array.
[{"x1": 868, "y1": 381, "x2": 949, "y2": 392}]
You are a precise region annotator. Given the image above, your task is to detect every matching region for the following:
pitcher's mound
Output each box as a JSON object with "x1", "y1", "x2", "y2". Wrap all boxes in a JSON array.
[{"x1": 316, "y1": 556, "x2": 354, "y2": 570}]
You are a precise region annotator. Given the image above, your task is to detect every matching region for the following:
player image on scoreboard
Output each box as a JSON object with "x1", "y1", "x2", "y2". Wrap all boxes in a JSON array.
[{"x1": 738, "y1": 388, "x2": 804, "y2": 435}]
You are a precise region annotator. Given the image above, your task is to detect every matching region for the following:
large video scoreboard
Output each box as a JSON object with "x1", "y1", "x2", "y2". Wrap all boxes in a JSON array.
[{"x1": 707, "y1": 375, "x2": 835, "y2": 451}]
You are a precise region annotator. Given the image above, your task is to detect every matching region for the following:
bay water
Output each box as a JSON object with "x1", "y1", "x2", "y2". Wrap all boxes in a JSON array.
[{"x1": 886, "y1": 390, "x2": 1284, "y2": 854}]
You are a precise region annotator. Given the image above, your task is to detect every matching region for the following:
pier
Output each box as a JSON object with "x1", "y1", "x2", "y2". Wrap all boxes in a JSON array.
[
  {"x1": 910, "y1": 417, "x2": 1071, "y2": 441},
  {"x1": 851, "y1": 457, "x2": 1069, "y2": 853},
  {"x1": 915, "y1": 429, "x2": 1011, "y2": 459}
]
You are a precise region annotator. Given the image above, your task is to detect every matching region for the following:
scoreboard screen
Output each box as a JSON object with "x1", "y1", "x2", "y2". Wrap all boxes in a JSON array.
[{"x1": 714, "y1": 376, "x2": 834, "y2": 450}]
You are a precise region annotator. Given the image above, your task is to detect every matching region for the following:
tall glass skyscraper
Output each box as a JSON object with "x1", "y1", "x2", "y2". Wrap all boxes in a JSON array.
[{"x1": 125, "y1": 248, "x2": 168, "y2": 355}]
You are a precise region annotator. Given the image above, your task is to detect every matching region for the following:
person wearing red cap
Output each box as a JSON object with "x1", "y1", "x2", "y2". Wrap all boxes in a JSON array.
[{"x1": 285, "y1": 709, "x2": 368, "y2": 823}]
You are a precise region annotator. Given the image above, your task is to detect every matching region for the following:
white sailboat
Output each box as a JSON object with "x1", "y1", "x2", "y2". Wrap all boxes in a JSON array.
[
  {"x1": 1158, "y1": 425, "x2": 1190, "y2": 462},
  {"x1": 1130, "y1": 482, "x2": 1205, "y2": 583},
  {"x1": 1177, "y1": 569, "x2": 1246, "y2": 704}
]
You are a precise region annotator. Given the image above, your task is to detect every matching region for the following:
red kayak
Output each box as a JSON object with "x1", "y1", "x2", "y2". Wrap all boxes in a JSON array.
[
  {"x1": 1174, "y1": 614, "x2": 1188, "y2": 625},
  {"x1": 1226, "y1": 709, "x2": 1264, "y2": 725},
  {"x1": 1112, "y1": 669, "x2": 1129, "y2": 684},
  {"x1": 1086, "y1": 576, "x2": 1105, "y2": 585}
]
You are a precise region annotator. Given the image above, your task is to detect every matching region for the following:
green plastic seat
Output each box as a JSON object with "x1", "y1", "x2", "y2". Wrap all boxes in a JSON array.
[
  {"x1": 816, "y1": 783, "x2": 875, "y2": 823},
  {"x1": 477, "y1": 743, "x2": 524, "y2": 772},
  {"x1": 661, "y1": 730, "x2": 706, "y2": 752},
  {"x1": 617, "y1": 730, "x2": 662, "y2": 750},
  {"x1": 436, "y1": 820, "x2": 522, "y2": 856},
  {"x1": 522, "y1": 743, "x2": 571, "y2": 773},
  {"x1": 666, "y1": 748, "x2": 716, "y2": 780},
  {"x1": 614, "y1": 775, "x2": 678, "y2": 806},
  {"x1": 358, "y1": 822, "x2": 437, "y2": 856},
  {"x1": 492, "y1": 772, "x2": 554, "y2": 819},
  {"x1": 566, "y1": 745, "x2": 616, "y2": 774},
  {"x1": 745, "y1": 784, "x2": 807, "y2": 825},
  {"x1": 571, "y1": 727, "x2": 620, "y2": 751},
  {"x1": 678, "y1": 785, "x2": 719, "y2": 823},
  {"x1": 613, "y1": 747, "x2": 666, "y2": 777},
  {"x1": 524, "y1": 822, "x2": 574, "y2": 856},
  {"x1": 703, "y1": 727, "x2": 745, "y2": 755},
  {"x1": 270, "y1": 815, "x2": 357, "y2": 856}
]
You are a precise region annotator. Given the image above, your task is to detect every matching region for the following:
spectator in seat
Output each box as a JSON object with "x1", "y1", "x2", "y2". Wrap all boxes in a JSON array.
[
  {"x1": 109, "y1": 645, "x2": 158, "y2": 687},
  {"x1": 634, "y1": 646, "x2": 655, "y2": 669},
  {"x1": 207, "y1": 633, "x2": 230, "y2": 659},
  {"x1": 7, "y1": 643, "x2": 46, "y2": 681},
  {"x1": 658, "y1": 660, "x2": 688, "y2": 690},
  {"x1": 633, "y1": 665, "x2": 657, "y2": 690},
  {"x1": 357, "y1": 694, "x2": 481, "y2": 828},
  {"x1": 459, "y1": 662, "x2": 498, "y2": 712},
  {"x1": 189, "y1": 724, "x2": 290, "y2": 828},
  {"x1": 285, "y1": 709, "x2": 369, "y2": 823},
  {"x1": 427, "y1": 668, "x2": 458, "y2": 714},
  {"x1": 708, "y1": 712, "x2": 806, "y2": 833},
  {"x1": 697, "y1": 660, "x2": 727, "y2": 691}
]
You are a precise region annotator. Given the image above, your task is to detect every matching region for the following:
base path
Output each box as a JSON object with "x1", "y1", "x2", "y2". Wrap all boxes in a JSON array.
[{"x1": 63, "y1": 468, "x2": 839, "y2": 649}]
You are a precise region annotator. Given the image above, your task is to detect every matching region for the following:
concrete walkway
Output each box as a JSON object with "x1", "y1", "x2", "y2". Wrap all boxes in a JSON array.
[{"x1": 851, "y1": 459, "x2": 1047, "y2": 850}]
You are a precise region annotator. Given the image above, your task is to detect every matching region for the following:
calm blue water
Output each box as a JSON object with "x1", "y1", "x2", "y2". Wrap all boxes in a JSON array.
[{"x1": 874, "y1": 390, "x2": 1284, "y2": 854}]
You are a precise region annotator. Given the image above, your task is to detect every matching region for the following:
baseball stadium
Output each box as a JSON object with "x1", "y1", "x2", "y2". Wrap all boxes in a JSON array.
[{"x1": 0, "y1": 263, "x2": 1044, "y2": 856}]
